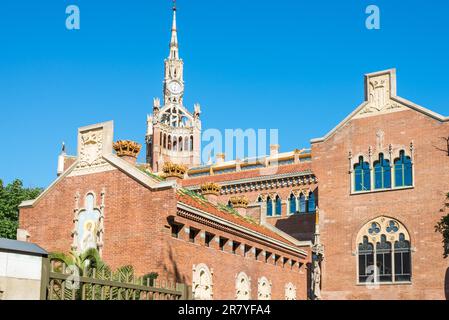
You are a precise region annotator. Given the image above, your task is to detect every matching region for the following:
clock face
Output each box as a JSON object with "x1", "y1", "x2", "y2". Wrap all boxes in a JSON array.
[{"x1": 168, "y1": 81, "x2": 182, "y2": 95}]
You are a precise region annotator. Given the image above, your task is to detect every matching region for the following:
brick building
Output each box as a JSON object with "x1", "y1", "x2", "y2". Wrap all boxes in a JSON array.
[{"x1": 18, "y1": 6, "x2": 449, "y2": 300}]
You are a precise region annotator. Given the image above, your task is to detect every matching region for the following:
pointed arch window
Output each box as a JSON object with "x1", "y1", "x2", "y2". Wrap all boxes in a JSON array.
[
  {"x1": 289, "y1": 194, "x2": 297, "y2": 214},
  {"x1": 307, "y1": 192, "x2": 316, "y2": 213},
  {"x1": 394, "y1": 234, "x2": 411, "y2": 282},
  {"x1": 299, "y1": 194, "x2": 306, "y2": 213},
  {"x1": 357, "y1": 217, "x2": 412, "y2": 284},
  {"x1": 358, "y1": 236, "x2": 374, "y2": 283},
  {"x1": 374, "y1": 153, "x2": 391, "y2": 189},
  {"x1": 266, "y1": 196, "x2": 273, "y2": 217},
  {"x1": 275, "y1": 196, "x2": 282, "y2": 216},
  {"x1": 394, "y1": 150, "x2": 413, "y2": 187},
  {"x1": 354, "y1": 156, "x2": 371, "y2": 192},
  {"x1": 376, "y1": 235, "x2": 392, "y2": 282}
]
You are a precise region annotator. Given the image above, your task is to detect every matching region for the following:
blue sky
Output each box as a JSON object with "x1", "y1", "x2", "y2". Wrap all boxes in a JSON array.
[{"x1": 1, "y1": 0, "x2": 448, "y2": 188}]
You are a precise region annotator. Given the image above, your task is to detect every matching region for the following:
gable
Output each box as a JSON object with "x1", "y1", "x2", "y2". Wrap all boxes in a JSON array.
[{"x1": 311, "y1": 69, "x2": 448, "y2": 144}]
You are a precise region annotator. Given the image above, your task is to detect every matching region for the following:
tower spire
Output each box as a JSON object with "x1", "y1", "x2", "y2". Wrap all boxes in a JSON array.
[{"x1": 169, "y1": 0, "x2": 179, "y2": 59}]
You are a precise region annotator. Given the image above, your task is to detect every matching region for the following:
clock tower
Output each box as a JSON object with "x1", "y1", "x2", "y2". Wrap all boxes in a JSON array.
[{"x1": 146, "y1": 2, "x2": 202, "y2": 172}]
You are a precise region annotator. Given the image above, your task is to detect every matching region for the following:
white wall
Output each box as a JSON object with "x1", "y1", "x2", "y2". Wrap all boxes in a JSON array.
[{"x1": 0, "y1": 251, "x2": 43, "y2": 300}]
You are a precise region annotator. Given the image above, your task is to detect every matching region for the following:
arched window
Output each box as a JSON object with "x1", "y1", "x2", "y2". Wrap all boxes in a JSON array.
[
  {"x1": 167, "y1": 135, "x2": 172, "y2": 150},
  {"x1": 76, "y1": 193, "x2": 101, "y2": 254},
  {"x1": 358, "y1": 236, "x2": 374, "y2": 283},
  {"x1": 299, "y1": 193, "x2": 306, "y2": 213},
  {"x1": 266, "y1": 196, "x2": 273, "y2": 217},
  {"x1": 285, "y1": 283, "x2": 297, "y2": 300},
  {"x1": 356, "y1": 217, "x2": 411, "y2": 284},
  {"x1": 394, "y1": 233, "x2": 411, "y2": 282},
  {"x1": 275, "y1": 196, "x2": 282, "y2": 216},
  {"x1": 308, "y1": 192, "x2": 316, "y2": 212},
  {"x1": 179, "y1": 137, "x2": 183, "y2": 151},
  {"x1": 163, "y1": 134, "x2": 167, "y2": 149},
  {"x1": 257, "y1": 277, "x2": 271, "y2": 300},
  {"x1": 173, "y1": 136, "x2": 178, "y2": 151},
  {"x1": 394, "y1": 150, "x2": 413, "y2": 187},
  {"x1": 376, "y1": 235, "x2": 392, "y2": 282},
  {"x1": 190, "y1": 136, "x2": 194, "y2": 151},
  {"x1": 289, "y1": 193, "x2": 297, "y2": 214},
  {"x1": 235, "y1": 272, "x2": 251, "y2": 300},
  {"x1": 374, "y1": 153, "x2": 391, "y2": 189},
  {"x1": 192, "y1": 264, "x2": 213, "y2": 300},
  {"x1": 354, "y1": 156, "x2": 371, "y2": 191}
]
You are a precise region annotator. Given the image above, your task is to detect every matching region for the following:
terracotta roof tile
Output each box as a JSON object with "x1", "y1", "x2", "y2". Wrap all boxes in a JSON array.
[{"x1": 176, "y1": 190, "x2": 299, "y2": 248}]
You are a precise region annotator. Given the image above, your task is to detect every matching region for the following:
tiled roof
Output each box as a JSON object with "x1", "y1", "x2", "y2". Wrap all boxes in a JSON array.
[
  {"x1": 176, "y1": 189, "x2": 300, "y2": 248},
  {"x1": 182, "y1": 162, "x2": 313, "y2": 187}
]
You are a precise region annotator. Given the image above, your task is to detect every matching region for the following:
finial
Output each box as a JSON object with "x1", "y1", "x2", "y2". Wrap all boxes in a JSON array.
[
  {"x1": 61, "y1": 141, "x2": 66, "y2": 154},
  {"x1": 173, "y1": 0, "x2": 177, "y2": 11}
]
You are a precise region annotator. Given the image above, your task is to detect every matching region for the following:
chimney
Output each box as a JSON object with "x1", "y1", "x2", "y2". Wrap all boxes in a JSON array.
[
  {"x1": 57, "y1": 142, "x2": 66, "y2": 176},
  {"x1": 162, "y1": 162, "x2": 187, "y2": 185},
  {"x1": 200, "y1": 183, "x2": 221, "y2": 205},
  {"x1": 230, "y1": 196, "x2": 249, "y2": 217},
  {"x1": 270, "y1": 144, "x2": 280, "y2": 157},
  {"x1": 216, "y1": 153, "x2": 225, "y2": 164},
  {"x1": 113, "y1": 140, "x2": 142, "y2": 165}
]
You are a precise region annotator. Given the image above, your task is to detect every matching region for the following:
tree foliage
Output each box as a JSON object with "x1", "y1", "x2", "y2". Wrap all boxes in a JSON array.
[
  {"x1": 0, "y1": 179, "x2": 42, "y2": 239},
  {"x1": 49, "y1": 249, "x2": 159, "y2": 300},
  {"x1": 435, "y1": 192, "x2": 449, "y2": 258}
]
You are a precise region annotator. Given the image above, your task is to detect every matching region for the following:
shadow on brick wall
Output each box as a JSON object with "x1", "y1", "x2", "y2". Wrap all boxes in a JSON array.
[
  {"x1": 445, "y1": 267, "x2": 449, "y2": 300},
  {"x1": 272, "y1": 213, "x2": 316, "y2": 242}
]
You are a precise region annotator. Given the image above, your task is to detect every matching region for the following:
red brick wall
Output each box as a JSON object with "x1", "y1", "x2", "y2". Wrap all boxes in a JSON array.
[
  {"x1": 159, "y1": 215, "x2": 309, "y2": 300},
  {"x1": 215, "y1": 187, "x2": 317, "y2": 242},
  {"x1": 19, "y1": 166, "x2": 310, "y2": 300},
  {"x1": 312, "y1": 109, "x2": 449, "y2": 300}
]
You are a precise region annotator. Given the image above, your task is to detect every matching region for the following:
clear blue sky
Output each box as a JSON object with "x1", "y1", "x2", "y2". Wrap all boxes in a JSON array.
[{"x1": 1, "y1": 0, "x2": 448, "y2": 188}]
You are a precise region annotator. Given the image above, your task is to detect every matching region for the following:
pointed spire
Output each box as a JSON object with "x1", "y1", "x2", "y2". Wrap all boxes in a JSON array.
[{"x1": 169, "y1": 0, "x2": 179, "y2": 59}]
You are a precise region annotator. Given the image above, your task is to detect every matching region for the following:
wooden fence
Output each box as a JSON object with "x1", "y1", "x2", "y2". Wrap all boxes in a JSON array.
[{"x1": 42, "y1": 259, "x2": 191, "y2": 300}]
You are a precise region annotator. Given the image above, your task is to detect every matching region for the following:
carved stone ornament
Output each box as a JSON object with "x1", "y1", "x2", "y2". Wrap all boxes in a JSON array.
[
  {"x1": 357, "y1": 73, "x2": 404, "y2": 117},
  {"x1": 229, "y1": 195, "x2": 249, "y2": 208},
  {"x1": 78, "y1": 129, "x2": 106, "y2": 168},
  {"x1": 200, "y1": 182, "x2": 221, "y2": 196},
  {"x1": 162, "y1": 162, "x2": 187, "y2": 179},
  {"x1": 113, "y1": 140, "x2": 142, "y2": 158}
]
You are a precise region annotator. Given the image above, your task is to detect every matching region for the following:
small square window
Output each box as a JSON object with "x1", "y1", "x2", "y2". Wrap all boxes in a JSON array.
[
  {"x1": 171, "y1": 223, "x2": 183, "y2": 238},
  {"x1": 255, "y1": 248, "x2": 262, "y2": 261},
  {"x1": 219, "y1": 237, "x2": 228, "y2": 251},
  {"x1": 265, "y1": 251, "x2": 272, "y2": 263},
  {"x1": 232, "y1": 241, "x2": 241, "y2": 255},
  {"x1": 244, "y1": 245, "x2": 252, "y2": 257},
  {"x1": 189, "y1": 227, "x2": 200, "y2": 243},
  {"x1": 205, "y1": 232, "x2": 215, "y2": 247}
]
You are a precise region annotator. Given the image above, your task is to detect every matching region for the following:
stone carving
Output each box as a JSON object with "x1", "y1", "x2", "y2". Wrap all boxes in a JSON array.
[
  {"x1": 257, "y1": 277, "x2": 272, "y2": 300},
  {"x1": 356, "y1": 216, "x2": 410, "y2": 246},
  {"x1": 285, "y1": 282, "x2": 297, "y2": 300},
  {"x1": 229, "y1": 196, "x2": 249, "y2": 208},
  {"x1": 311, "y1": 260, "x2": 322, "y2": 300},
  {"x1": 113, "y1": 140, "x2": 142, "y2": 158},
  {"x1": 358, "y1": 74, "x2": 403, "y2": 116},
  {"x1": 235, "y1": 272, "x2": 251, "y2": 300},
  {"x1": 200, "y1": 182, "x2": 221, "y2": 196},
  {"x1": 192, "y1": 263, "x2": 213, "y2": 300},
  {"x1": 162, "y1": 162, "x2": 187, "y2": 179},
  {"x1": 78, "y1": 129, "x2": 105, "y2": 168},
  {"x1": 376, "y1": 130, "x2": 385, "y2": 150}
]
